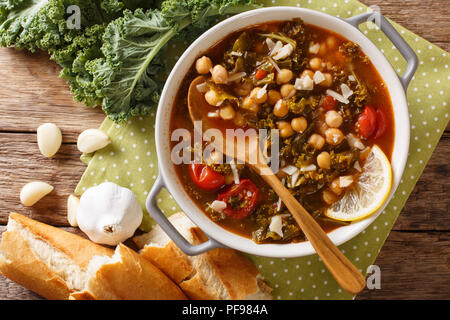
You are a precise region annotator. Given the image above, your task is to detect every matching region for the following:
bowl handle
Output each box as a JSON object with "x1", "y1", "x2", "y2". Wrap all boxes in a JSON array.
[
  {"x1": 345, "y1": 11, "x2": 418, "y2": 90},
  {"x1": 145, "y1": 174, "x2": 224, "y2": 256}
]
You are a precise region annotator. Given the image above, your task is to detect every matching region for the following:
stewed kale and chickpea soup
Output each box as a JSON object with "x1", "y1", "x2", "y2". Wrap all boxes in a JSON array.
[{"x1": 170, "y1": 19, "x2": 394, "y2": 244}]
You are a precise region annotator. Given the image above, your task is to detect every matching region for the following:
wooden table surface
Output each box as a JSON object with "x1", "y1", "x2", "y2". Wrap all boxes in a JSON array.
[{"x1": 0, "y1": 0, "x2": 448, "y2": 300}]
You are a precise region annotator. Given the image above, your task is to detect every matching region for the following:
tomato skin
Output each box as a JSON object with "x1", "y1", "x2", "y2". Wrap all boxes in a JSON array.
[
  {"x1": 218, "y1": 179, "x2": 259, "y2": 219},
  {"x1": 373, "y1": 108, "x2": 388, "y2": 139},
  {"x1": 189, "y1": 164, "x2": 225, "y2": 191},
  {"x1": 357, "y1": 105, "x2": 377, "y2": 139},
  {"x1": 255, "y1": 69, "x2": 267, "y2": 80},
  {"x1": 321, "y1": 95, "x2": 337, "y2": 111}
]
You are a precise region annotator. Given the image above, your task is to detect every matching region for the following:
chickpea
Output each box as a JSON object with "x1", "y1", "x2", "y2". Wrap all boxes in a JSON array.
[
  {"x1": 308, "y1": 133, "x2": 325, "y2": 150},
  {"x1": 219, "y1": 104, "x2": 236, "y2": 120},
  {"x1": 318, "y1": 73, "x2": 333, "y2": 87},
  {"x1": 322, "y1": 189, "x2": 338, "y2": 205},
  {"x1": 318, "y1": 43, "x2": 327, "y2": 56},
  {"x1": 195, "y1": 56, "x2": 213, "y2": 74},
  {"x1": 326, "y1": 36, "x2": 337, "y2": 49},
  {"x1": 273, "y1": 99, "x2": 288, "y2": 118},
  {"x1": 276, "y1": 69, "x2": 293, "y2": 84},
  {"x1": 241, "y1": 96, "x2": 259, "y2": 113},
  {"x1": 325, "y1": 110, "x2": 343, "y2": 128},
  {"x1": 211, "y1": 65, "x2": 228, "y2": 84},
  {"x1": 280, "y1": 84, "x2": 296, "y2": 98},
  {"x1": 309, "y1": 57, "x2": 323, "y2": 71},
  {"x1": 234, "y1": 81, "x2": 253, "y2": 97},
  {"x1": 300, "y1": 69, "x2": 315, "y2": 80},
  {"x1": 316, "y1": 151, "x2": 331, "y2": 170},
  {"x1": 277, "y1": 121, "x2": 294, "y2": 138},
  {"x1": 325, "y1": 128, "x2": 345, "y2": 145},
  {"x1": 291, "y1": 117, "x2": 307, "y2": 133},
  {"x1": 233, "y1": 112, "x2": 246, "y2": 126},
  {"x1": 330, "y1": 178, "x2": 343, "y2": 196},
  {"x1": 249, "y1": 87, "x2": 268, "y2": 104},
  {"x1": 204, "y1": 90, "x2": 221, "y2": 106},
  {"x1": 267, "y1": 90, "x2": 282, "y2": 105}
]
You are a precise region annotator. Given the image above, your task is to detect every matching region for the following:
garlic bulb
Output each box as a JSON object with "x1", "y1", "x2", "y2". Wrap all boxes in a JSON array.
[{"x1": 77, "y1": 182, "x2": 143, "y2": 245}]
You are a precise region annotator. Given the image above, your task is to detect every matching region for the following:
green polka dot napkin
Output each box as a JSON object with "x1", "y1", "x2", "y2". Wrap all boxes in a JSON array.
[{"x1": 75, "y1": 0, "x2": 450, "y2": 300}]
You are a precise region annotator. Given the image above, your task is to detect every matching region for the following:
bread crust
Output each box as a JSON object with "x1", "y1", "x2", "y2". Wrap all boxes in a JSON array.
[
  {"x1": 0, "y1": 213, "x2": 187, "y2": 300},
  {"x1": 134, "y1": 212, "x2": 272, "y2": 300},
  {"x1": 189, "y1": 228, "x2": 264, "y2": 300},
  {"x1": 73, "y1": 244, "x2": 187, "y2": 300},
  {"x1": 140, "y1": 242, "x2": 193, "y2": 284},
  {"x1": 0, "y1": 213, "x2": 114, "y2": 299},
  {"x1": 0, "y1": 226, "x2": 72, "y2": 300}
]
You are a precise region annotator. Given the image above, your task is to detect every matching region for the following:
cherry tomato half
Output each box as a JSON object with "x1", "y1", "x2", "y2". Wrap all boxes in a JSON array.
[
  {"x1": 357, "y1": 105, "x2": 377, "y2": 139},
  {"x1": 218, "y1": 179, "x2": 259, "y2": 219},
  {"x1": 255, "y1": 69, "x2": 268, "y2": 80},
  {"x1": 321, "y1": 95, "x2": 337, "y2": 111},
  {"x1": 373, "y1": 108, "x2": 388, "y2": 140},
  {"x1": 189, "y1": 164, "x2": 225, "y2": 191}
]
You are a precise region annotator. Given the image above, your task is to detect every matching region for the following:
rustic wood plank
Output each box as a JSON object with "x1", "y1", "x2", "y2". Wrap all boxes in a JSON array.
[
  {"x1": 393, "y1": 133, "x2": 450, "y2": 231},
  {"x1": 357, "y1": 231, "x2": 450, "y2": 299},
  {"x1": 0, "y1": 133, "x2": 86, "y2": 226},
  {"x1": 0, "y1": 48, "x2": 105, "y2": 142}
]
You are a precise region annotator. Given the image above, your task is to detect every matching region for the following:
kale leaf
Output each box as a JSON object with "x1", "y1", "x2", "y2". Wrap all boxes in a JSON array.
[
  {"x1": 87, "y1": 0, "x2": 260, "y2": 122},
  {"x1": 0, "y1": 0, "x2": 259, "y2": 122}
]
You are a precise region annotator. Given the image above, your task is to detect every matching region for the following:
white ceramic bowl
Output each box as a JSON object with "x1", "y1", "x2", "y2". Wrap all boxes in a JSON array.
[{"x1": 150, "y1": 7, "x2": 416, "y2": 258}]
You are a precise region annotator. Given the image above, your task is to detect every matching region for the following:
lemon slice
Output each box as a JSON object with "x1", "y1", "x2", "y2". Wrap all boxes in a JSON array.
[{"x1": 325, "y1": 145, "x2": 392, "y2": 222}]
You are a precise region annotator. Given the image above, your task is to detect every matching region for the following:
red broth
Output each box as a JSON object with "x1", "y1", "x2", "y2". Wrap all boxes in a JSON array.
[{"x1": 170, "y1": 20, "x2": 394, "y2": 244}]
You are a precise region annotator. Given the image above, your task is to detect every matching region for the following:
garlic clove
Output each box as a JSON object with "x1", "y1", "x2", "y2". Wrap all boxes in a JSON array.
[
  {"x1": 67, "y1": 194, "x2": 80, "y2": 227},
  {"x1": 20, "y1": 181, "x2": 54, "y2": 206},
  {"x1": 37, "y1": 123, "x2": 62, "y2": 158},
  {"x1": 77, "y1": 129, "x2": 110, "y2": 153}
]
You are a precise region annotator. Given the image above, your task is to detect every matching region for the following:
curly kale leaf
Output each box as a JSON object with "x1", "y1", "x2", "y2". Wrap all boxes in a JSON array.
[
  {"x1": 0, "y1": 0, "x2": 159, "y2": 109},
  {"x1": 286, "y1": 95, "x2": 320, "y2": 115},
  {"x1": 87, "y1": 0, "x2": 260, "y2": 122},
  {"x1": 50, "y1": 23, "x2": 107, "y2": 107},
  {"x1": 86, "y1": 9, "x2": 170, "y2": 121},
  {"x1": 0, "y1": 0, "x2": 73, "y2": 51},
  {"x1": 0, "y1": 0, "x2": 259, "y2": 121},
  {"x1": 0, "y1": 0, "x2": 124, "y2": 51}
]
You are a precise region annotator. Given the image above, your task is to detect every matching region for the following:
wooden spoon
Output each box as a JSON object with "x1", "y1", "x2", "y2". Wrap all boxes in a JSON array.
[{"x1": 188, "y1": 75, "x2": 366, "y2": 295}]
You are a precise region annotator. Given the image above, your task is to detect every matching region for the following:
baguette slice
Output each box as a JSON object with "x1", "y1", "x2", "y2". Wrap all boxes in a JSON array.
[
  {"x1": 71, "y1": 244, "x2": 186, "y2": 300},
  {"x1": 0, "y1": 213, "x2": 186, "y2": 300},
  {"x1": 133, "y1": 212, "x2": 272, "y2": 300}
]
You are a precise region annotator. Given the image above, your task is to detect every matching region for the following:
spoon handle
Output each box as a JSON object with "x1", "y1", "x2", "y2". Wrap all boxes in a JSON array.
[{"x1": 256, "y1": 164, "x2": 366, "y2": 295}]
